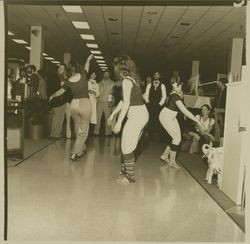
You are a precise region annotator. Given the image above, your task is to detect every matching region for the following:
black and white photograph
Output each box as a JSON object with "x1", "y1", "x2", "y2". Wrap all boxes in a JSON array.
[{"x1": 0, "y1": 0, "x2": 249, "y2": 242}]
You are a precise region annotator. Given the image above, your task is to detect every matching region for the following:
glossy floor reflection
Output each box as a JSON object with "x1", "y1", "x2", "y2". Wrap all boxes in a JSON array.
[{"x1": 8, "y1": 137, "x2": 245, "y2": 241}]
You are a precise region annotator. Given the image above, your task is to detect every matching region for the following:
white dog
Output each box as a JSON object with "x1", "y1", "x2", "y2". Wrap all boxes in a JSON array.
[{"x1": 202, "y1": 143, "x2": 224, "y2": 188}]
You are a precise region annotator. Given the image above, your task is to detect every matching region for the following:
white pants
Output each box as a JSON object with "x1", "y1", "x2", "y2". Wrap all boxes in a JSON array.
[
  {"x1": 159, "y1": 107, "x2": 181, "y2": 146},
  {"x1": 121, "y1": 105, "x2": 149, "y2": 154}
]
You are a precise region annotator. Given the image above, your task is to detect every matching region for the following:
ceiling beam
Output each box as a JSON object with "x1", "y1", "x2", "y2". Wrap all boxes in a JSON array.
[{"x1": 5, "y1": 0, "x2": 243, "y2": 7}]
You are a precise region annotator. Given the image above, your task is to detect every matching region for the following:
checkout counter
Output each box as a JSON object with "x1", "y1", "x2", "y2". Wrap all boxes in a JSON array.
[{"x1": 7, "y1": 100, "x2": 25, "y2": 159}]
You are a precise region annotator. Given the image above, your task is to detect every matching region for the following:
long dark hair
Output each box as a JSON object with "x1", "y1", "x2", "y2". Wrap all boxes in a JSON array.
[{"x1": 113, "y1": 55, "x2": 141, "y2": 85}]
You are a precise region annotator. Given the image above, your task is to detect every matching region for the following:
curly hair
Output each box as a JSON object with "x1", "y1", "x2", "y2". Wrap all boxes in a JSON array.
[
  {"x1": 67, "y1": 60, "x2": 83, "y2": 76},
  {"x1": 113, "y1": 55, "x2": 141, "y2": 85},
  {"x1": 170, "y1": 76, "x2": 182, "y2": 86}
]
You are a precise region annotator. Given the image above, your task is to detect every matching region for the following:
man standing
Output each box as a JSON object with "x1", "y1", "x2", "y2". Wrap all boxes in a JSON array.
[
  {"x1": 37, "y1": 70, "x2": 48, "y2": 100},
  {"x1": 215, "y1": 78, "x2": 227, "y2": 109},
  {"x1": 94, "y1": 71, "x2": 115, "y2": 136},
  {"x1": 214, "y1": 78, "x2": 227, "y2": 140},
  {"x1": 27, "y1": 64, "x2": 39, "y2": 98},
  {"x1": 144, "y1": 72, "x2": 167, "y2": 137}
]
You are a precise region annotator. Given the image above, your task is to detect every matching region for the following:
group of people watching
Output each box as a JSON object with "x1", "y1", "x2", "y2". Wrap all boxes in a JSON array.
[{"x1": 8, "y1": 64, "x2": 47, "y2": 100}]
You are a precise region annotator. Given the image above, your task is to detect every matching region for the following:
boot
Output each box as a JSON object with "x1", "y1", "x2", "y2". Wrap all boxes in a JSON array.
[
  {"x1": 169, "y1": 150, "x2": 181, "y2": 169},
  {"x1": 160, "y1": 145, "x2": 170, "y2": 163},
  {"x1": 124, "y1": 154, "x2": 136, "y2": 182}
]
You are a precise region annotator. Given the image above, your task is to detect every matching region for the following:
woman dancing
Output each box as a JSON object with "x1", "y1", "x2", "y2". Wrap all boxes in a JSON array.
[
  {"x1": 108, "y1": 55, "x2": 149, "y2": 184},
  {"x1": 49, "y1": 54, "x2": 93, "y2": 161},
  {"x1": 159, "y1": 77, "x2": 205, "y2": 169}
]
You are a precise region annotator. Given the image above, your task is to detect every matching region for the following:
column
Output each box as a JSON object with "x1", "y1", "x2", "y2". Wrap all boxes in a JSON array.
[
  {"x1": 191, "y1": 60, "x2": 200, "y2": 95},
  {"x1": 0, "y1": 1, "x2": 6, "y2": 241},
  {"x1": 29, "y1": 26, "x2": 44, "y2": 70},
  {"x1": 63, "y1": 53, "x2": 71, "y2": 66},
  {"x1": 228, "y1": 38, "x2": 244, "y2": 82}
]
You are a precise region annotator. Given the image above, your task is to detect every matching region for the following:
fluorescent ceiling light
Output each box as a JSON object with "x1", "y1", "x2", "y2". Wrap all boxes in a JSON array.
[
  {"x1": 72, "y1": 21, "x2": 90, "y2": 29},
  {"x1": 94, "y1": 56, "x2": 104, "y2": 59},
  {"x1": 80, "y1": 34, "x2": 95, "y2": 40},
  {"x1": 86, "y1": 43, "x2": 98, "y2": 48},
  {"x1": 147, "y1": 11, "x2": 158, "y2": 15},
  {"x1": 43, "y1": 53, "x2": 48, "y2": 56},
  {"x1": 96, "y1": 60, "x2": 105, "y2": 63},
  {"x1": 90, "y1": 50, "x2": 101, "y2": 55},
  {"x1": 25, "y1": 46, "x2": 31, "y2": 50},
  {"x1": 8, "y1": 31, "x2": 14, "y2": 36},
  {"x1": 52, "y1": 61, "x2": 60, "y2": 64},
  {"x1": 108, "y1": 17, "x2": 118, "y2": 21},
  {"x1": 99, "y1": 64, "x2": 107, "y2": 66},
  {"x1": 44, "y1": 57, "x2": 54, "y2": 60},
  {"x1": 12, "y1": 39, "x2": 28, "y2": 44},
  {"x1": 62, "y1": 6, "x2": 82, "y2": 13}
]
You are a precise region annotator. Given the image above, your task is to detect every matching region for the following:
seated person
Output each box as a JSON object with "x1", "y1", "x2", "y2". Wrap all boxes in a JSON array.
[{"x1": 187, "y1": 104, "x2": 215, "y2": 154}]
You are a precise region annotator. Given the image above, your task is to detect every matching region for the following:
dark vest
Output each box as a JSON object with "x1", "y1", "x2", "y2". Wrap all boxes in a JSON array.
[{"x1": 149, "y1": 82, "x2": 162, "y2": 105}]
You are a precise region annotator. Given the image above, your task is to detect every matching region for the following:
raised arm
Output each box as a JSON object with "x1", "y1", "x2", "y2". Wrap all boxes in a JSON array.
[{"x1": 84, "y1": 54, "x2": 94, "y2": 73}]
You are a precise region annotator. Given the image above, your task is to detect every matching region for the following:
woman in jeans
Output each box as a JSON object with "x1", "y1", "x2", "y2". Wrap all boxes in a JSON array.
[
  {"x1": 108, "y1": 55, "x2": 149, "y2": 184},
  {"x1": 49, "y1": 54, "x2": 93, "y2": 161}
]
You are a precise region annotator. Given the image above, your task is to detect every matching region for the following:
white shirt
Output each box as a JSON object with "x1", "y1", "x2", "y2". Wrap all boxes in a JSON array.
[
  {"x1": 143, "y1": 82, "x2": 167, "y2": 106},
  {"x1": 196, "y1": 115, "x2": 215, "y2": 131}
]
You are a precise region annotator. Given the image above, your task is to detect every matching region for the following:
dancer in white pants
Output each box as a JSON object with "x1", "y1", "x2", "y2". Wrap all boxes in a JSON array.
[
  {"x1": 108, "y1": 55, "x2": 149, "y2": 184},
  {"x1": 159, "y1": 77, "x2": 205, "y2": 169}
]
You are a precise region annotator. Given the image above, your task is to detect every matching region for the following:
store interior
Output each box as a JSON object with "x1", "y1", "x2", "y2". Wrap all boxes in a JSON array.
[{"x1": 5, "y1": 0, "x2": 247, "y2": 241}]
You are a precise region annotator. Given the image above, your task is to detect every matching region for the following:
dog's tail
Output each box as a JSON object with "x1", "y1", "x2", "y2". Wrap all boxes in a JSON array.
[{"x1": 202, "y1": 143, "x2": 212, "y2": 158}]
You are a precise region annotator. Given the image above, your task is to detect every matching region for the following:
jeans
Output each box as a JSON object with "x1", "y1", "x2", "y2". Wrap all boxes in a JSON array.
[
  {"x1": 71, "y1": 98, "x2": 92, "y2": 155},
  {"x1": 50, "y1": 104, "x2": 66, "y2": 138}
]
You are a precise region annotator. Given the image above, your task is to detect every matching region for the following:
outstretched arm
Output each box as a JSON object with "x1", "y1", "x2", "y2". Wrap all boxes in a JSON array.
[
  {"x1": 49, "y1": 88, "x2": 66, "y2": 102},
  {"x1": 176, "y1": 100, "x2": 199, "y2": 122}
]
